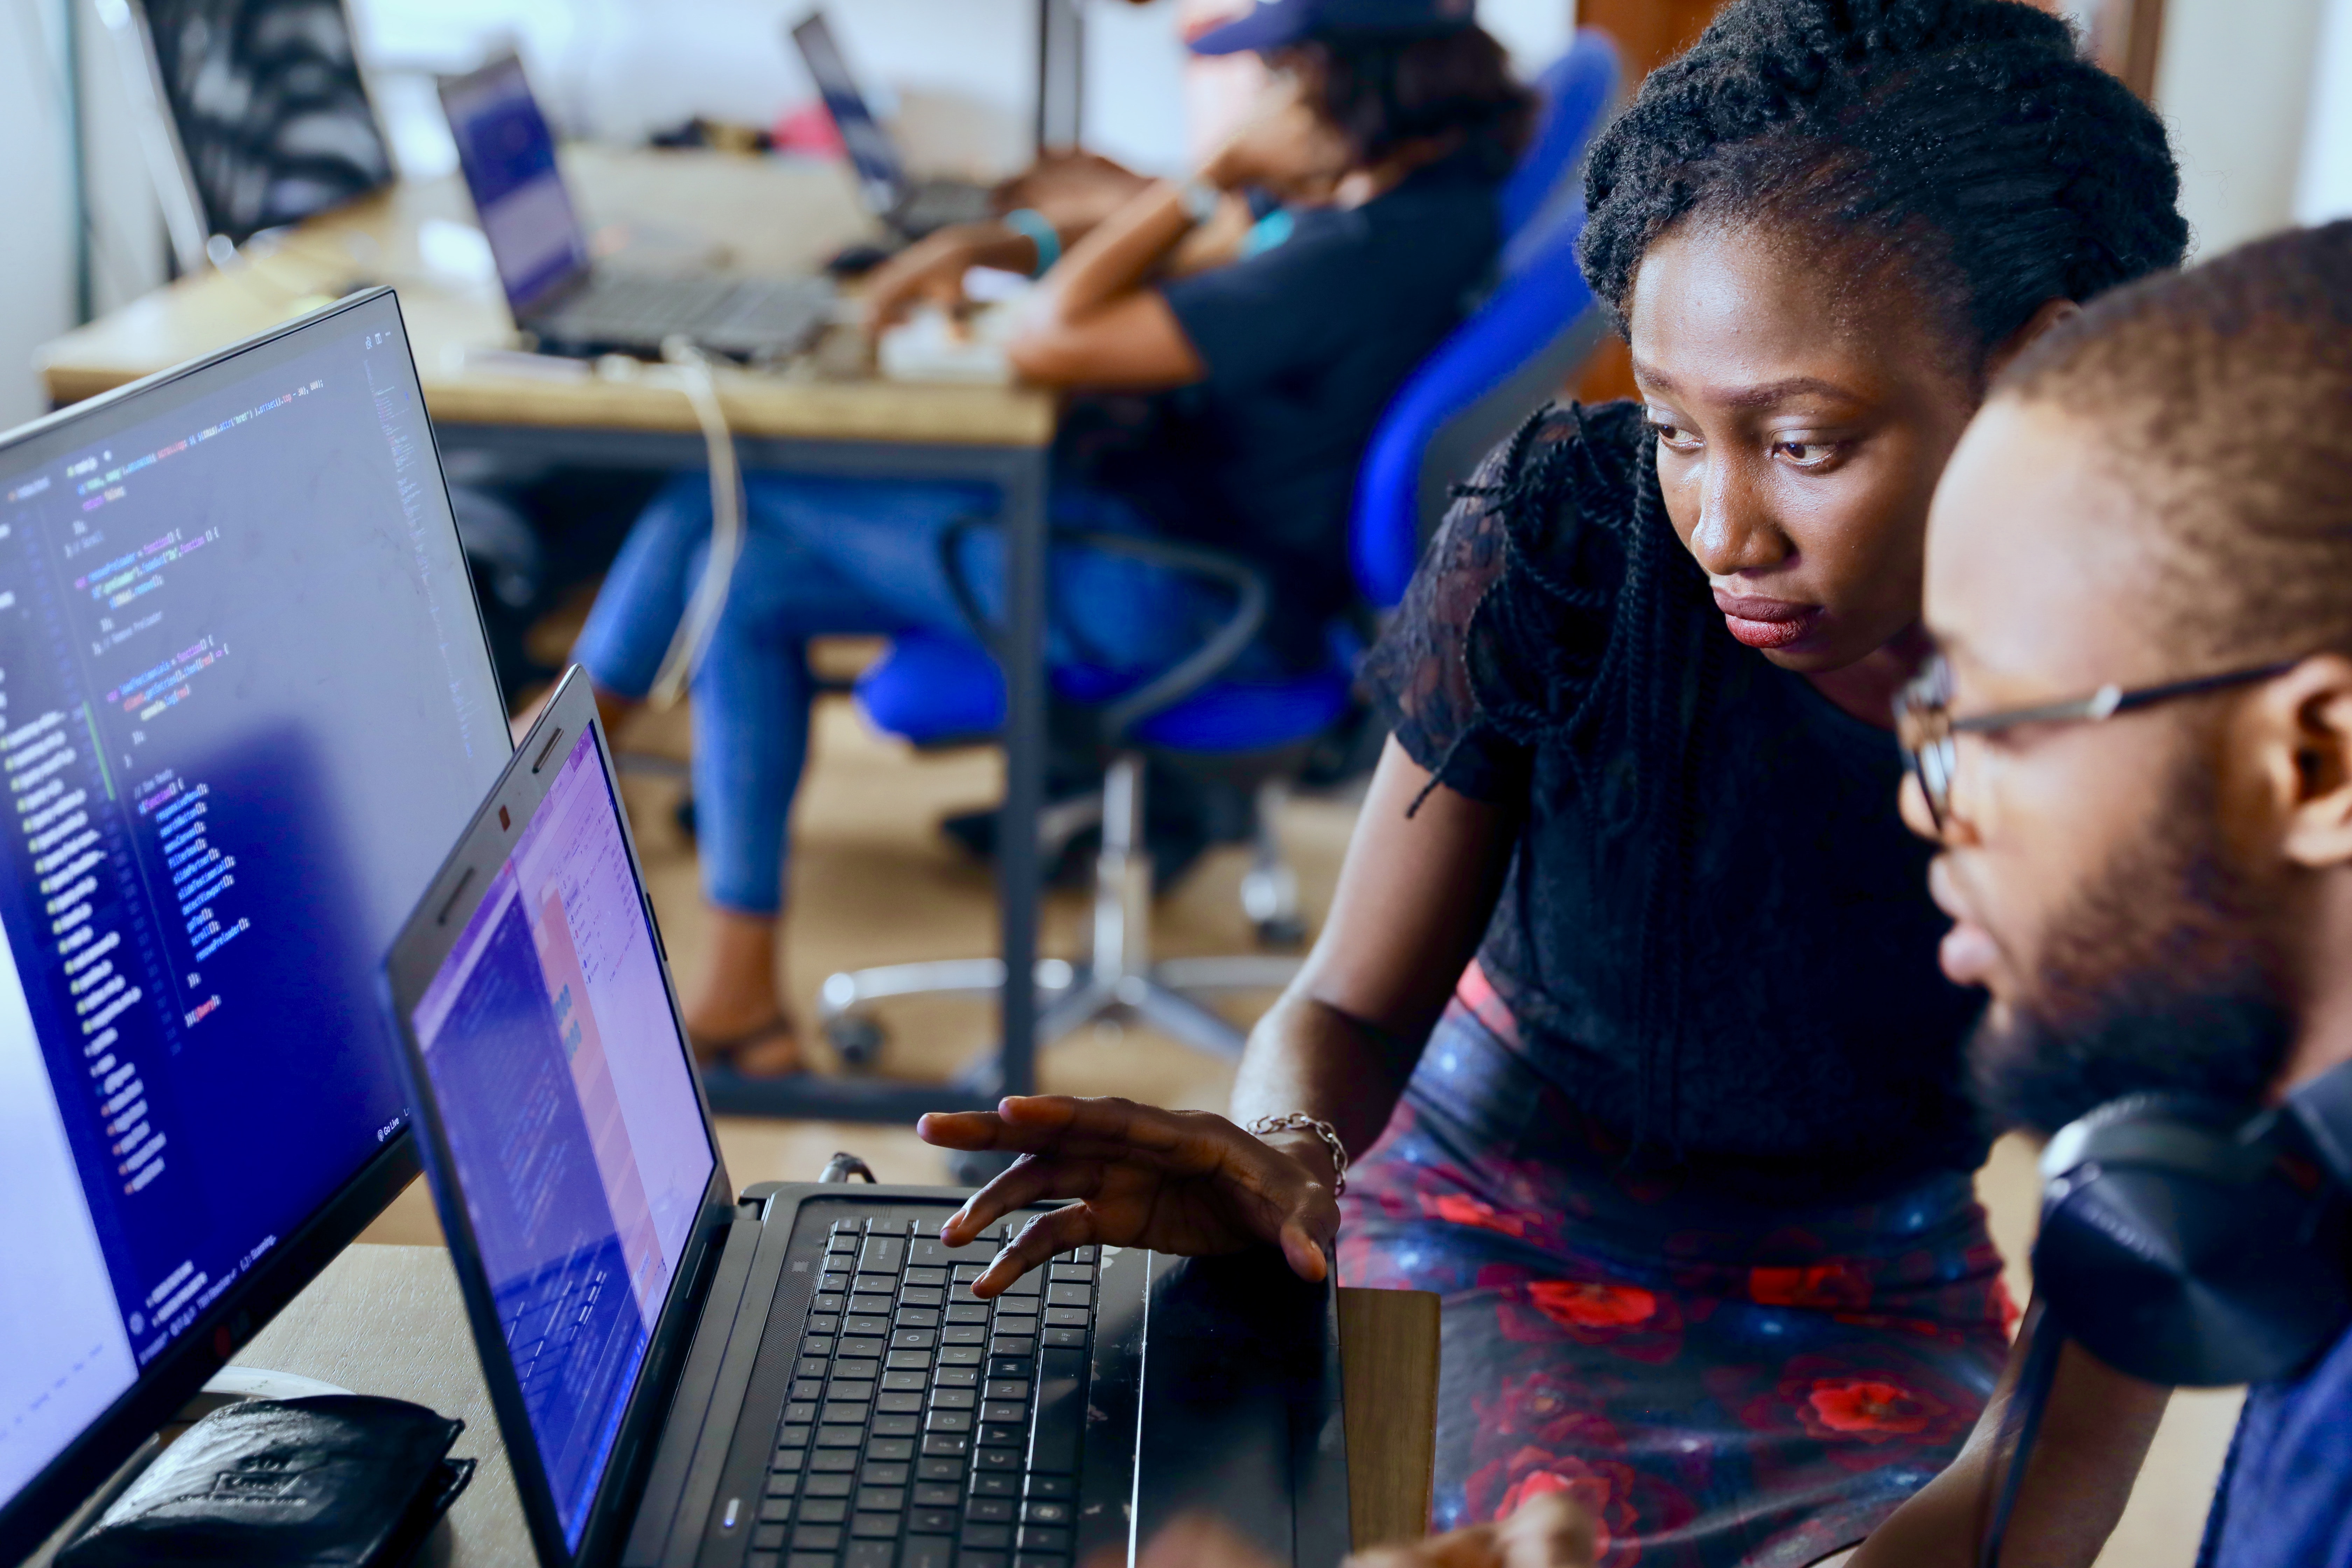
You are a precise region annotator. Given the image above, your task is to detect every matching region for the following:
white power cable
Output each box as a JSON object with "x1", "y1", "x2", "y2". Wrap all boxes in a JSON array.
[{"x1": 644, "y1": 336, "x2": 745, "y2": 708}]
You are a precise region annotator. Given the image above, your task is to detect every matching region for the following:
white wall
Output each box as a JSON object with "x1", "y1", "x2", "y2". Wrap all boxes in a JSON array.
[
  {"x1": 0, "y1": 0, "x2": 166, "y2": 430},
  {"x1": 0, "y1": 0, "x2": 77, "y2": 431},
  {"x1": 2154, "y1": 0, "x2": 2330, "y2": 256},
  {"x1": 2298, "y1": 0, "x2": 2352, "y2": 223}
]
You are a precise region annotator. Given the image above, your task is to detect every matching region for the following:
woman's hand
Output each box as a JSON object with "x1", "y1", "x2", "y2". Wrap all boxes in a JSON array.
[
  {"x1": 862, "y1": 222, "x2": 1044, "y2": 335},
  {"x1": 916, "y1": 1094, "x2": 1342, "y2": 1294},
  {"x1": 1130, "y1": 1494, "x2": 1597, "y2": 1568},
  {"x1": 1356, "y1": 1494, "x2": 1600, "y2": 1568},
  {"x1": 994, "y1": 151, "x2": 1155, "y2": 237}
]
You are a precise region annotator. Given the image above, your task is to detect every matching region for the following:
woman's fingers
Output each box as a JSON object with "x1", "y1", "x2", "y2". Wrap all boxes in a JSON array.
[
  {"x1": 1276, "y1": 1217, "x2": 1330, "y2": 1285},
  {"x1": 922, "y1": 1098, "x2": 1232, "y2": 1175},
  {"x1": 976, "y1": 1201, "x2": 1108, "y2": 1294},
  {"x1": 941, "y1": 1155, "x2": 1104, "y2": 1249},
  {"x1": 1492, "y1": 1493, "x2": 1597, "y2": 1568},
  {"x1": 1135, "y1": 1512, "x2": 1284, "y2": 1568},
  {"x1": 1346, "y1": 1523, "x2": 1501, "y2": 1568}
]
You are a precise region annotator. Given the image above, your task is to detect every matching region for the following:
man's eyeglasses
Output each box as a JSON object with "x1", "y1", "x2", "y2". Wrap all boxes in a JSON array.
[{"x1": 1892, "y1": 652, "x2": 2301, "y2": 834}]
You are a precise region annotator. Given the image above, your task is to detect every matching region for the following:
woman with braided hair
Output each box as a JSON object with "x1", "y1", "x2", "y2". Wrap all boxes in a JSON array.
[{"x1": 921, "y1": 1, "x2": 2186, "y2": 1561}]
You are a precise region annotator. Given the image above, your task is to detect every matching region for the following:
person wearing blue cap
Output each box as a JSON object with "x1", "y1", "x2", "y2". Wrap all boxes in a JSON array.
[
  {"x1": 564, "y1": 0, "x2": 1531, "y2": 1076},
  {"x1": 1185, "y1": 0, "x2": 1480, "y2": 54}
]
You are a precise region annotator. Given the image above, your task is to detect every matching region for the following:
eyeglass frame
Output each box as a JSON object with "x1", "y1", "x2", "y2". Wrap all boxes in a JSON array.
[{"x1": 1893, "y1": 652, "x2": 2304, "y2": 834}]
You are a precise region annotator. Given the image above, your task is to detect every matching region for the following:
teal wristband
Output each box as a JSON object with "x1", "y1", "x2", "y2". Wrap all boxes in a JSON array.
[{"x1": 1003, "y1": 208, "x2": 1060, "y2": 278}]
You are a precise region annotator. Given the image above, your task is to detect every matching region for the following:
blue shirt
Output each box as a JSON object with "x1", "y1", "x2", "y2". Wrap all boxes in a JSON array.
[{"x1": 2200, "y1": 1324, "x2": 2352, "y2": 1567}]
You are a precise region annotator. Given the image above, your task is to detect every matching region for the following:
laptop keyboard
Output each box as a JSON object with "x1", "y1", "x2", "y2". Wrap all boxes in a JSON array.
[
  {"x1": 749, "y1": 1215, "x2": 1095, "y2": 1568},
  {"x1": 547, "y1": 274, "x2": 834, "y2": 355}
]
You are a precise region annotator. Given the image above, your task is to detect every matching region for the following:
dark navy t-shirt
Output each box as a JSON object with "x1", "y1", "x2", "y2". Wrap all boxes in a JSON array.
[
  {"x1": 1116, "y1": 152, "x2": 1500, "y2": 640},
  {"x1": 2199, "y1": 1324, "x2": 2352, "y2": 1567}
]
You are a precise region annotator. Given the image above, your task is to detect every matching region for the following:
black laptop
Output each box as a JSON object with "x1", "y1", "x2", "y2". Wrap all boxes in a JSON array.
[
  {"x1": 380, "y1": 668, "x2": 1352, "y2": 1568},
  {"x1": 438, "y1": 54, "x2": 835, "y2": 362},
  {"x1": 789, "y1": 12, "x2": 998, "y2": 241}
]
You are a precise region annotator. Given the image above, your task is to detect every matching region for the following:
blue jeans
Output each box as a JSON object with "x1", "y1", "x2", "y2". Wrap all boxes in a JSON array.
[{"x1": 573, "y1": 471, "x2": 1238, "y2": 915}]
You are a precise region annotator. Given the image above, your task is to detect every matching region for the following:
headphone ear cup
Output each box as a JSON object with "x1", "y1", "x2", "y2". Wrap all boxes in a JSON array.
[{"x1": 2034, "y1": 1100, "x2": 2352, "y2": 1387}]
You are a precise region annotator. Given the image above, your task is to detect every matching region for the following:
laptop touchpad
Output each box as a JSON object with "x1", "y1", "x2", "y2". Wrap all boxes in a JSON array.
[{"x1": 1136, "y1": 1251, "x2": 1346, "y2": 1568}]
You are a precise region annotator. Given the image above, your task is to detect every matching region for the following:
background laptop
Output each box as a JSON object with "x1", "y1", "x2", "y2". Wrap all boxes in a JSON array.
[
  {"x1": 382, "y1": 670, "x2": 1352, "y2": 1568},
  {"x1": 790, "y1": 13, "x2": 998, "y2": 240},
  {"x1": 439, "y1": 54, "x2": 834, "y2": 363}
]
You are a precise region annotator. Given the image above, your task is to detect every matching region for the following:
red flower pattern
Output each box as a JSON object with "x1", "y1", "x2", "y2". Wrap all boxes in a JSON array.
[
  {"x1": 1529, "y1": 1280, "x2": 1658, "y2": 1329},
  {"x1": 1749, "y1": 1263, "x2": 1872, "y2": 1311},
  {"x1": 1429, "y1": 1192, "x2": 1530, "y2": 1237},
  {"x1": 1803, "y1": 1379, "x2": 1940, "y2": 1440}
]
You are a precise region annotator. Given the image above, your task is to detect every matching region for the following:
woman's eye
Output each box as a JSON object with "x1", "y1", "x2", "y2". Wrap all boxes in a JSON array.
[
  {"x1": 1649, "y1": 419, "x2": 1700, "y2": 451},
  {"x1": 1774, "y1": 439, "x2": 1836, "y2": 467}
]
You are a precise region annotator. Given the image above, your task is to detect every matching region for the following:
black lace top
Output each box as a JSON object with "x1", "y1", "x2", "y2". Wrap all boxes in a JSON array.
[{"x1": 1362, "y1": 402, "x2": 1987, "y2": 1202}]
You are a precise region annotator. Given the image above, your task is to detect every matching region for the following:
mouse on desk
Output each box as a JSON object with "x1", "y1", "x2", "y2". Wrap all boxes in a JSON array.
[{"x1": 824, "y1": 241, "x2": 897, "y2": 277}]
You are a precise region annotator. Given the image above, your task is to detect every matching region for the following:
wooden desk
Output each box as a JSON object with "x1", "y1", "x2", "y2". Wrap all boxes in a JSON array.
[
  {"x1": 34, "y1": 151, "x2": 1059, "y2": 1112},
  {"x1": 35, "y1": 148, "x2": 1055, "y2": 450},
  {"x1": 234, "y1": 1244, "x2": 1438, "y2": 1567}
]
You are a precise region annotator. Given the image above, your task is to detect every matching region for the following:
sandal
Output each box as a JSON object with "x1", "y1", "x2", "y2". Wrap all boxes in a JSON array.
[{"x1": 688, "y1": 1015, "x2": 805, "y2": 1079}]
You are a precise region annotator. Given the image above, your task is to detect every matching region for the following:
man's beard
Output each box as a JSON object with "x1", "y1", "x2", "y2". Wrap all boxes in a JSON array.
[{"x1": 1969, "y1": 755, "x2": 2296, "y2": 1138}]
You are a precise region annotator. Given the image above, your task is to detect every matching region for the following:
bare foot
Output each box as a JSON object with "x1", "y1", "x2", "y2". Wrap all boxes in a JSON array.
[
  {"x1": 686, "y1": 1015, "x2": 804, "y2": 1077},
  {"x1": 684, "y1": 907, "x2": 802, "y2": 1076}
]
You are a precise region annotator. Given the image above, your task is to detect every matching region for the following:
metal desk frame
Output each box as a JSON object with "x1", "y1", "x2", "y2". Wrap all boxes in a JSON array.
[{"x1": 437, "y1": 420, "x2": 1050, "y2": 1123}]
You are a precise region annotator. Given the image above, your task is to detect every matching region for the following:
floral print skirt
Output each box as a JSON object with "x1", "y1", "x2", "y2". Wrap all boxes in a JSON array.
[{"x1": 1338, "y1": 967, "x2": 2014, "y2": 1567}]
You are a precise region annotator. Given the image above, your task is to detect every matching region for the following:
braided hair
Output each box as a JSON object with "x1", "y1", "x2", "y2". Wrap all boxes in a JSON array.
[{"x1": 1577, "y1": 0, "x2": 2188, "y2": 362}]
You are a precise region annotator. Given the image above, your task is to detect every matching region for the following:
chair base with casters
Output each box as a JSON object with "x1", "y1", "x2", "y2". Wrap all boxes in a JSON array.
[
  {"x1": 822, "y1": 550, "x2": 1348, "y2": 1079},
  {"x1": 819, "y1": 751, "x2": 1306, "y2": 1068}
]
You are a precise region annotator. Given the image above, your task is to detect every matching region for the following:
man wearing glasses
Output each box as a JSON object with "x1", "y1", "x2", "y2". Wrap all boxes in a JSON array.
[{"x1": 1848, "y1": 220, "x2": 2352, "y2": 1568}]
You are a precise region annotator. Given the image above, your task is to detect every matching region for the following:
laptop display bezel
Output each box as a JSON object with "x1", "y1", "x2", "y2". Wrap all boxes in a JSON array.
[
  {"x1": 789, "y1": 12, "x2": 910, "y2": 213},
  {"x1": 381, "y1": 668, "x2": 737, "y2": 1567},
  {"x1": 0, "y1": 289, "x2": 506, "y2": 1563},
  {"x1": 436, "y1": 52, "x2": 596, "y2": 322}
]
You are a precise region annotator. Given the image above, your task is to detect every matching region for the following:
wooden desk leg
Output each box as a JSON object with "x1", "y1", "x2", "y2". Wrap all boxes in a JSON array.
[{"x1": 1338, "y1": 1286, "x2": 1442, "y2": 1550}]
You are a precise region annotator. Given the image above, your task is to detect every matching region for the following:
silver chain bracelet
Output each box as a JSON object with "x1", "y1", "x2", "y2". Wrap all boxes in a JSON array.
[{"x1": 1246, "y1": 1113, "x2": 1349, "y2": 1196}]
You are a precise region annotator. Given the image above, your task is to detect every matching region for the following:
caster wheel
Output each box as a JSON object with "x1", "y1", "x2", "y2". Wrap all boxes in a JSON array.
[
  {"x1": 1254, "y1": 915, "x2": 1307, "y2": 948},
  {"x1": 824, "y1": 1014, "x2": 886, "y2": 1071},
  {"x1": 947, "y1": 1148, "x2": 1018, "y2": 1187}
]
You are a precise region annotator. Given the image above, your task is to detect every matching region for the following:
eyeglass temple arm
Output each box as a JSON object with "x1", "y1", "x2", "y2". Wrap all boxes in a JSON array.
[{"x1": 1949, "y1": 659, "x2": 2302, "y2": 736}]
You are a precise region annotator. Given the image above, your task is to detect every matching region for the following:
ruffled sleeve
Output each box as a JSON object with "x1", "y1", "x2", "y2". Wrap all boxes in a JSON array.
[
  {"x1": 1359, "y1": 403, "x2": 1645, "y2": 804},
  {"x1": 1359, "y1": 442, "x2": 1530, "y2": 800}
]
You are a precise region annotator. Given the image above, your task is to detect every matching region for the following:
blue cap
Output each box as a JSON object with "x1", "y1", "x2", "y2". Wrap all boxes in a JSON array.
[{"x1": 1187, "y1": 0, "x2": 1475, "y2": 56}]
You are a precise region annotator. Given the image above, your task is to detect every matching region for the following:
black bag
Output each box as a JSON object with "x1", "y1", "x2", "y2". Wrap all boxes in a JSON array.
[{"x1": 58, "y1": 1394, "x2": 474, "y2": 1568}]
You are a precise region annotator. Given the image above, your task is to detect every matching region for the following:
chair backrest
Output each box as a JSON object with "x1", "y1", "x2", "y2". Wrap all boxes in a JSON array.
[
  {"x1": 1497, "y1": 30, "x2": 1622, "y2": 242},
  {"x1": 1350, "y1": 201, "x2": 1605, "y2": 609}
]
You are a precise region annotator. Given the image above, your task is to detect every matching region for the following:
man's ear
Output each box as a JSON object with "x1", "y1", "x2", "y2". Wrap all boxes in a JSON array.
[
  {"x1": 1981, "y1": 298, "x2": 2081, "y2": 385},
  {"x1": 2249, "y1": 654, "x2": 2352, "y2": 870}
]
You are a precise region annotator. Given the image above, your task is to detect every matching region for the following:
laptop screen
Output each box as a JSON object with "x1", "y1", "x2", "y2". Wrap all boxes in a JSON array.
[
  {"x1": 408, "y1": 728, "x2": 714, "y2": 1548},
  {"x1": 790, "y1": 13, "x2": 907, "y2": 211},
  {"x1": 439, "y1": 56, "x2": 592, "y2": 316}
]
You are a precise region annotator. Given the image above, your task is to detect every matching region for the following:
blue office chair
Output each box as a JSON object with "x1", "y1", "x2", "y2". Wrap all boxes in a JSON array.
[
  {"x1": 819, "y1": 204, "x2": 1605, "y2": 1066},
  {"x1": 1498, "y1": 30, "x2": 1621, "y2": 246}
]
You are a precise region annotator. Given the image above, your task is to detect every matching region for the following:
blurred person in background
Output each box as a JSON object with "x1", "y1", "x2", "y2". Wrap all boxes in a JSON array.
[{"x1": 565, "y1": 0, "x2": 1531, "y2": 1076}]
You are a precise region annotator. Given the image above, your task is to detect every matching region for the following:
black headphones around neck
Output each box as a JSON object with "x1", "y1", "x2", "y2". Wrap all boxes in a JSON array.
[
  {"x1": 1975, "y1": 1063, "x2": 2352, "y2": 1566},
  {"x1": 2032, "y1": 1058, "x2": 2352, "y2": 1388}
]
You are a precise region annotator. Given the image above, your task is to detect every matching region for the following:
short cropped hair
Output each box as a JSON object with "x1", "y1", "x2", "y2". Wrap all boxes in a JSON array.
[
  {"x1": 1577, "y1": 0, "x2": 2186, "y2": 366},
  {"x1": 1996, "y1": 220, "x2": 2352, "y2": 664}
]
